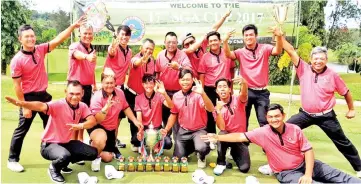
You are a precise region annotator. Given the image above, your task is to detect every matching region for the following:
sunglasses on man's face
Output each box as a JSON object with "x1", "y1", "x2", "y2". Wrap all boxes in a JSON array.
[{"x1": 184, "y1": 40, "x2": 195, "y2": 48}]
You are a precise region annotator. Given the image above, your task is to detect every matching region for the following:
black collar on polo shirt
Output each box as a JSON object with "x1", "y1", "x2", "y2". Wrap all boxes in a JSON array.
[
  {"x1": 102, "y1": 89, "x2": 117, "y2": 98},
  {"x1": 145, "y1": 91, "x2": 156, "y2": 109},
  {"x1": 80, "y1": 41, "x2": 94, "y2": 54},
  {"x1": 21, "y1": 46, "x2": 37, "y2": 64},
  {"x1": 311, "y1": 66, "x2": 328, "y2": 83},
  {"x1": 245, "y1": 43, "x2": 258, "y2": 59},
  {"x1": 182, "y1": 90, "x2": 192, "y2": 106},
  {"x1": 224, "y1": 96, "x2": 234, "y2": 115},
  {"x1": 270, "y1": 123, "x2": 287, "y2": 135},
  {"x1": 210, "y1": 49, "x2": 221, "y2": 63},
  {"x1": 165, "y1": 49, "x2": 177, "y2": 63},
  {"x1": 65, "y1": 98, "x2": 80, "y2": 110},
  {"x1": 119, "y1": 45, "x2": 129, "y2": 59}
]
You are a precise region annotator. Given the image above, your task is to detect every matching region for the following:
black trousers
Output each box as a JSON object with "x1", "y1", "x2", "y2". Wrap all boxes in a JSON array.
[
  {"x1": 173, "y1": 127, "x2": 210, "y2": 160},
  {"x1": 217, "y1": 131, "x2": 250, "y2": 173},
  {"x1": 8, "y1": 91, "x2": 52, "y2": 162},
  {"x1": 161, "y1": 90, "x2": 177, "y2": 138},
  {"x1": 87, "y1": 124, "x2": 120, "y2": 155},
  {"x1": 245, "y1": 89, "x2": 270, "y2": 131},
  {"x1": 81, "y1": 85, "x2": 92, "y2": 107},
  {"x1": 123, "y1": 88, "x2": 139, "y2": 146},
  {"x1": 287, "y1": 109, "x2": 361, "y2": 171},
  {"x1": 204, "y1": 86, "x2": 217, "y2": 134},
  {"x1": 40, "y1": 140, "x2": 98, "y2": 172},
  {"x1": 276, "y1": 160, "x2": 361, "y2": 183}
]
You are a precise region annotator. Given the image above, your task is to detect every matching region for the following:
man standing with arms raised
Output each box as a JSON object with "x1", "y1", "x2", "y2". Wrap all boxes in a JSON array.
[{"x1": 8, "y1": 17, "x2": 86, "y2": 172}]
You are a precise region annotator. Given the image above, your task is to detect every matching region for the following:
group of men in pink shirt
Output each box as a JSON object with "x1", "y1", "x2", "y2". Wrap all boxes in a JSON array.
[{"x1": 5, "y1": 10, "x2": 361, "y2": 184}]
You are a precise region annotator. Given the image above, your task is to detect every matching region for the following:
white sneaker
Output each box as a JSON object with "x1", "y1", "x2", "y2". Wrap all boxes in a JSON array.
[
  {"x1": 91, "y1": 157, "x2": 101, "y2": 172},
  {"x1": 213, "y1": 164, "x2": 226, "y2": 176},
  {"x1": 210, "y1": 142, "x2": 216, "y2": 150},
  {"x1": 258, "y1": 164, "x2": 273, "y2": 176},
  {"x1": 197, "y1": 156, "x2": 207, "y2": 168},
  {"x1": 131, "y1": 145, "x2": 139, "y2": 152},
  {"x1": 7, "y1": 161, "x2": 24, "y2": 172},
  {"x1": 357, "y1": 171, "x2": 361, "y2": 178}
]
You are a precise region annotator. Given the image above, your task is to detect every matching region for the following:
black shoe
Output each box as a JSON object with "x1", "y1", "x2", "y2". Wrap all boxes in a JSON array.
[
  {"x1": 48, "y1": 164, "x2": 65, "y2": 183},
  {"x1": 116, "y1": 139, "x2": 126, "y2": 148},
  {"x1": 75, "y1": 160, "x2": 85, "y2": 165},
  {"x1": 61, "y1": 167, "x2": 72, "y2": 174}
]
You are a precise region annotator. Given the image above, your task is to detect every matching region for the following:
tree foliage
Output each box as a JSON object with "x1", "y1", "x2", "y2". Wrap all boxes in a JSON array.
[
  {"x1": 1, "y1": 0, "x2": 31, "y2": 75},
  {"x1": 335, "y1": 43, "x2": 361, "y2": 65},
  {"x1": 300, "y1": 1, "x2": 327, "y2": 44}
]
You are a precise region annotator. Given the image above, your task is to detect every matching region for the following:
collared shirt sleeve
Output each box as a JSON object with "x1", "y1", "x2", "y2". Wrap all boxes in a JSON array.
[
  {"x1": 333, "y1": 73, "x2": 349, "y2": 96},
  {"x1": 10, "y1": 57, "x2": 22, "y2": 78},
  {"x1": 297, "y1": 127, "x2": 312, "y2": 152},
  {"x1": 244, "y1": 127, "x2": 266, "y2": 147}
]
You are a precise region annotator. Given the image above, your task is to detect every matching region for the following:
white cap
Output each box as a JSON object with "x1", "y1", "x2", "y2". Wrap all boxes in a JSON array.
[
  {"x1": 105, "y1": 165, "x2": 124, "y2": 180},
  {"x1": 192, "y1": 169, "x2": 215, "y2": 184},
  {"x1": 245, "y1": 176, "x2": 260, "y2": 184},
  {"x1": 78, "y1": 172, "x2": 98, "y2": 184},
  {"x1": 180, "y1": 32, "x2": 194, "y2": 46}
]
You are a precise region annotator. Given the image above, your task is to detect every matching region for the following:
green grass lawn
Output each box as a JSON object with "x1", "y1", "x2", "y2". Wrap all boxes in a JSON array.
[{"x1": 1, "y1": 76, "x2": 360, "y2": 183}]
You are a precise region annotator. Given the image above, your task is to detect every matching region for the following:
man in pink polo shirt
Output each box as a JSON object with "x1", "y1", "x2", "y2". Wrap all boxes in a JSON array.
[
  {"x1": 67, "y1": 24, "x2": 97, "y2": 145},
  {"x1": 5, "y1": 80, "x2": 98, "y2": 183},
  {"x1": 181, "y1": 10, "x2": 231, "y2": 79},
  {"x1": 223, "y1": 24, "x2": 283, "y2": 130},
  {"x1": 201, "y1": 104, "x2": 361, "y2": 183},
  {"x1": 282, "y1": 37, "x2": 361, "y2": 178},
  {"x1": 134, "y1": 74, "x2": 174, "y2": 151},
  {"x1": 104, "y1": 25, "x2": 132, "y2": 148},
  {"x1": 88, "y1": 68, "x2": 143, "y2": 172},
  {"x1": 198, "y1": 31, "x2": 235, "y2": 143},
  {"x1": 161, "y1": 69, "x2": 214, "y2": 168},
  {"x1": 212, "y1": 77, "x2": 249, "y2": 175},
  {"x1": 8, "y1": 17, "x2": 86, "y2": 172},
  {"x1": 155, "y1": 32, "x2": 192, "y2": 137},
  {"x1": 125, "y1": 38, "x2": 156, "y2": 151}
]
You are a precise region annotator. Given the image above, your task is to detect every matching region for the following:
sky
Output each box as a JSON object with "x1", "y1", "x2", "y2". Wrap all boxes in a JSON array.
[{"x1": 29, "y1": 0, "x2": 360, "y2": 28}]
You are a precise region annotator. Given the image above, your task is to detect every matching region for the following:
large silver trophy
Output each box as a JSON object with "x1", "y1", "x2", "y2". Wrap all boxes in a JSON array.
[
  {"x1": 271, "y1": 4, "x2": 288, "y2": 43},
  {"x1": 143, "y1": 124, "x2": 163, "y2": 161}
]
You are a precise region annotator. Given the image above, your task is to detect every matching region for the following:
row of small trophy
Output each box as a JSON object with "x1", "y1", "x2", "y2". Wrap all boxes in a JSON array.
[{"x1": 117, "y1": 156, "x2": 188, "y2": 173}]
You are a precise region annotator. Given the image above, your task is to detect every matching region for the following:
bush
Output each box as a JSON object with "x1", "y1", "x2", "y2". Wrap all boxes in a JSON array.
[{"x1": 269, "y1": 55, "x2": 291, "y2": 85}]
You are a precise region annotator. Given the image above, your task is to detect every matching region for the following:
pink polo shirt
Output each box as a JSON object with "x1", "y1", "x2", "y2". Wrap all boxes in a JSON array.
[
  {"x1": 67, "y1": 42, "x2": 96, "y2": 85},
  {"x1": 212, "y1": 95, "x2": 247, "y2": 133},
  {"x1": 104, "y1": 45, "x2": 132, "y2": 86},
  {"x1": 171, "y1": 91, "x2": 207, "y2": 131},
  {"x1": 198, "y1": 49, "x2": 235, "y2": 87},
  {"x1": 90, "y1": 88, "x2": 129, "y2": 131},
  {"x1": 245, "y1": 123, "x2": 312, "y2": 173},
  {"x1": 186, "y1": 39, "x2": 208, "y2": 79},
  {"x1": 296, "y1": 59, "x2": 349, "y2": 113},
  {"x1": 42, "y1": 99, "x2": 92, "y2": 143},
  {"x1": 155, "y1": 49, "x2": 193, "y2": 91},
  {"x1": 134, "y1": 92, "x2": 165, "y2": 128},
  {"x1": 128, "y1": 53, "x2": 155, "y2": 94},
  {"x1": 233, "y1": 44, "x2": 274, "y2": 88},
  {"x1": 10, "y1": 43, "x2": 49, "y2": 94}
]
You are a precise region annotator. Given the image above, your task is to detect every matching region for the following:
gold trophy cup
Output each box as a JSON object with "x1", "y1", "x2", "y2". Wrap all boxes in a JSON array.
[{"x1": 271, "y1": 4, "x2": 288, "y2": 43}]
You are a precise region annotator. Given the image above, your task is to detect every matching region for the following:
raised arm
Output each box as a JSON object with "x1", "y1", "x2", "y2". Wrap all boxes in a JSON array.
[
  {"x1": 183, "y1": 34, "x2": 207, "y2": 54},
  {"x1": 133, "y1": 50, "x2": 151, "y2": 67},
  {"x1": 269, "y1": 26, "x2": 283, "y2": 56},
  {"x1": 192, "y1": 78, "x2": 214, "y2": 112},
  {"x1": 233, "y1": 76, "x2": 248, "y2": 103},
  {"x1": 155, "y1": 81, "x2": 174, "y2": 109},
  {"x1": 211, "y1": 9, "x2": 231, "y2": 32},
  {"x1": 5, "y1": 96, "x2": 47, "y2": 112},
  {"x1": 282, "y1": 36, "x2": 300, "y2": 66},
  {"x1": 215, "y1": 99, "x2": 226, "y2": 130},
  {"x1": 49, "y1": 16, "x2": 86, "y2": 52},
  {"x1": 223, "y1": 29, "x2": 237, "y2": 60}
]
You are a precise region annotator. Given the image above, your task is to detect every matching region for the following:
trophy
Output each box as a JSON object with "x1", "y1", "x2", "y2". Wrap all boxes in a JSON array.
[
  {"x1": 127, "y1": 156, "x2": 135, "y2": 172},
  {"x1": 163, "y1": 156, "x2": 171, "y2": 172},
  {"x1": 137, "y1": 156, "x2": 145, "y2": 172},
  {"x1": 271, "y1": 4, "x2": 288, "y2": 43},
  {"x1": 146, "y1": 156, "x2": 154, "y2": 172},
  {"x1": 142, "y1": 124, "x2": 163, "y2": 161},
  {"x1": 154, "y1": 156, "x2": 163, "y2": 172},
  {"x1": 117, "y1": 156, "x2": 126, "y2": 171},
  {"x1": 180, "y1": 157, "x2": 188, "y2": 173},
  {"x1": 171, "y1": 156, "x2": 179, "y2": 173}
]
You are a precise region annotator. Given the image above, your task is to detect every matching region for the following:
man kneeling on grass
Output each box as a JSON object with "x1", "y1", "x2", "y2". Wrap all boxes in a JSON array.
[
  {"x1": 201, "y1": 104, "x2": 361, "y2": 183},
  {"x1": 5, "y1": 80, "x2": 98, "y2": 183}
]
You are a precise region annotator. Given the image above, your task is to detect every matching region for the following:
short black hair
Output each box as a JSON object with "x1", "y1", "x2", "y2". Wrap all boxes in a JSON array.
[
  {"x1": 67, "y1": 80, "x2": 82, "y2": 88},
  {"x1": 178, "y1": 68, "x2": 193, "y2": 79},
  {"x1": 242, "y1": 24, "x2": 258, "y2": 35},
  {"x1": 206, "y1": 31, "x2": 221, "y2": 40},
  {"x1": 117, "y1": 25, "x2": 131, "y2": 36},
  {"x1": 165, "y1": 32, "x2": 177, "y2": 40},
  {"x1": 143, "y1": 38, "x2": 155, "y2": 45},
  {"x1": 142, "y1": 74, "x2": 156, "y2": 83},
  {"x1": 18, "y1": 24, "x2": 34, "y2": 37},
  {"x1": 215, "y1": 78, "x2": 231, "y2": 88},
  {"x1": 266, "y1": 103, "x2": 284, "y2": 114}
]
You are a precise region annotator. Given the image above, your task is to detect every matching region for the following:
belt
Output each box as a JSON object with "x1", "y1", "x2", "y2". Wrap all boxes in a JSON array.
[
  {"x1": 302, "y1": 108, "x2": 333, "y2": 117},
  {"x1": 249, "y1": 87, "x2": 267, "y2": 90}
]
